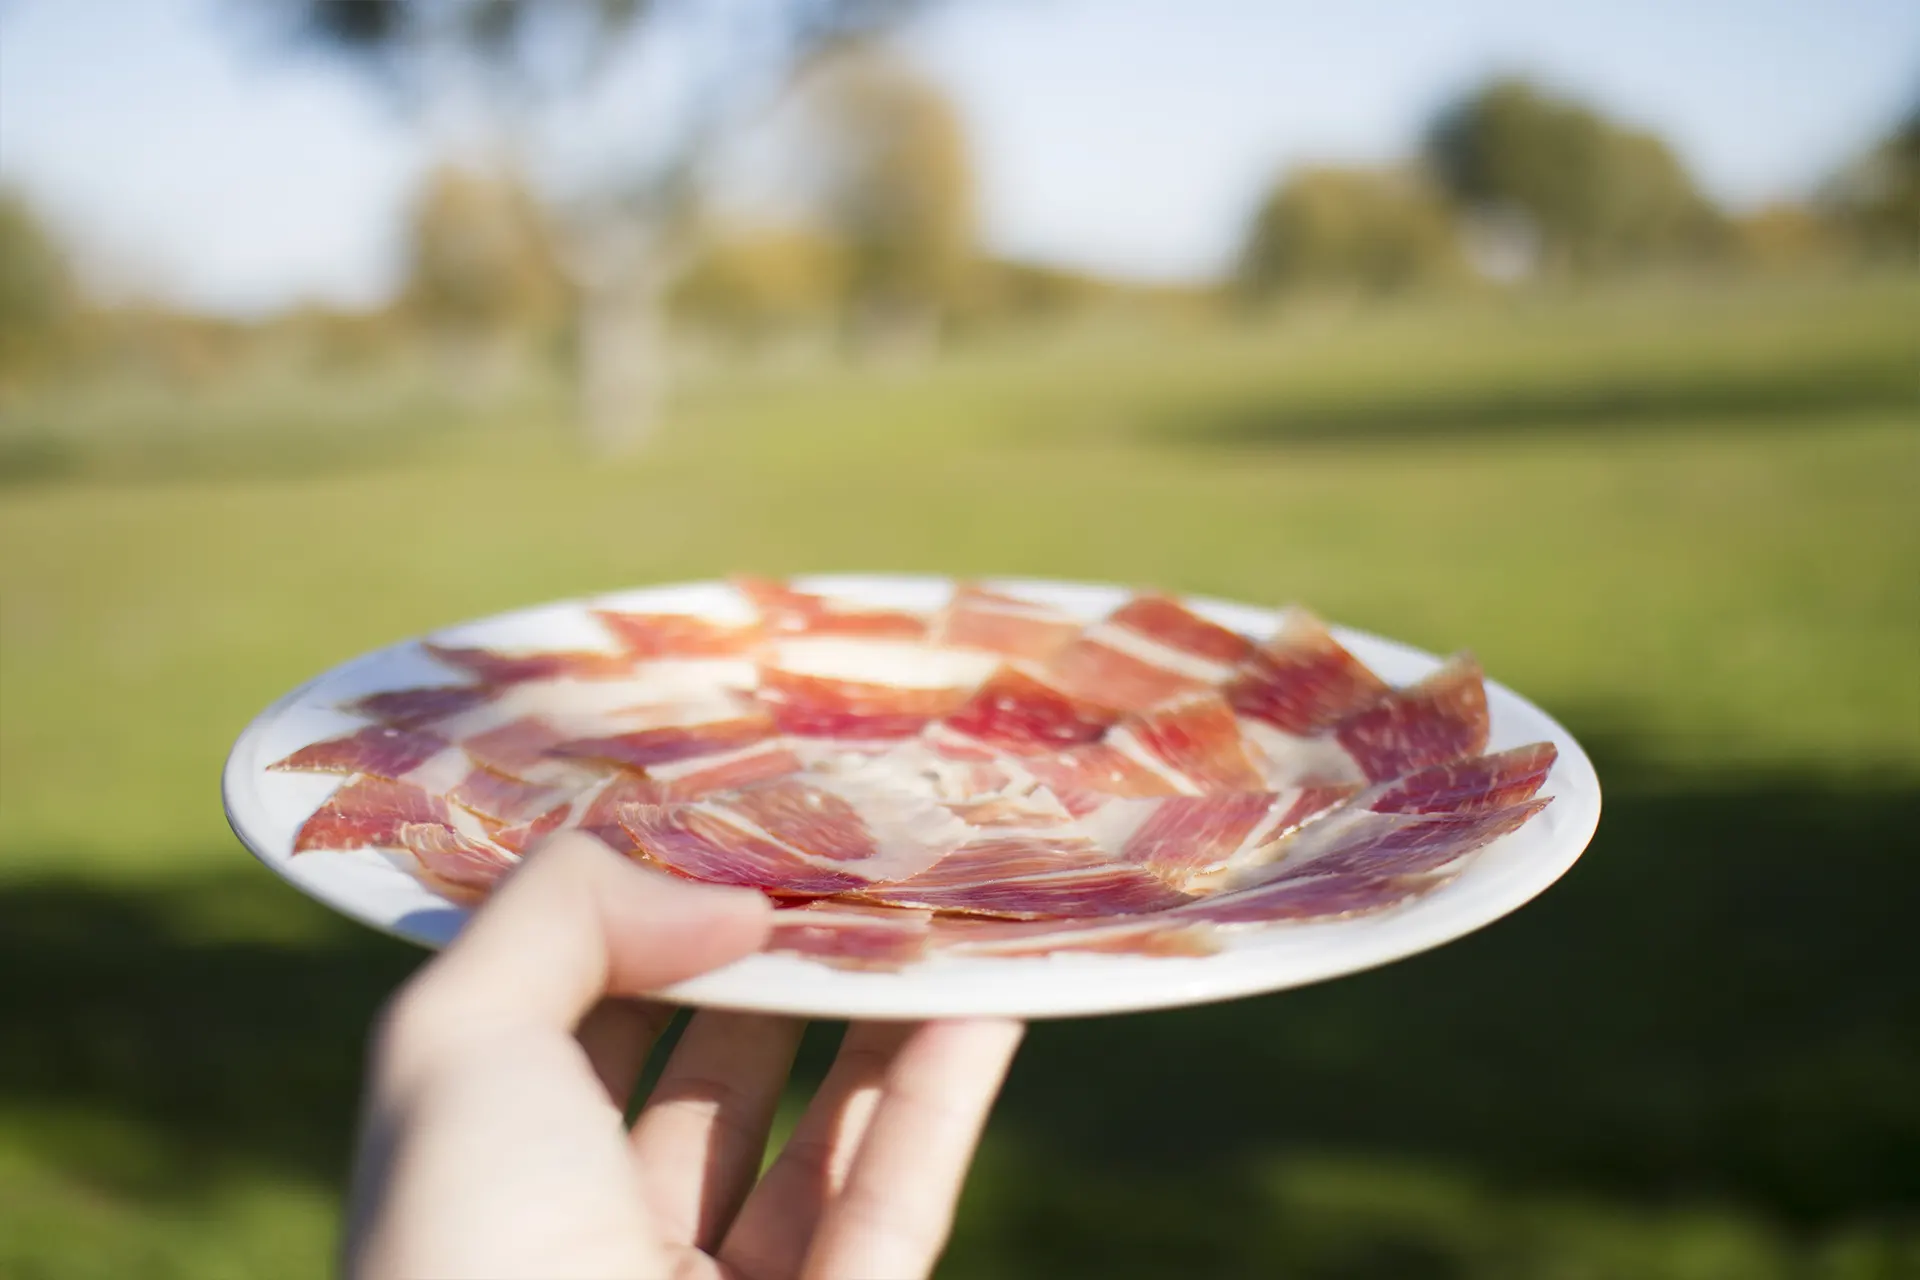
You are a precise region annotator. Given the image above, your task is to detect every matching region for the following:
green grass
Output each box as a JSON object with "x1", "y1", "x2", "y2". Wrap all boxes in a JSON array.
[{"x1": 2, "y1": 273, "x2": 1916, "y2": 1276}]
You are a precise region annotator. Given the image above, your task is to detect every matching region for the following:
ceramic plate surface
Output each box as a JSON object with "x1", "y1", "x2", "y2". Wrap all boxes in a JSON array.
[{"x1": 224, "y1": 575, "x2": 1601, "y2": 1020}]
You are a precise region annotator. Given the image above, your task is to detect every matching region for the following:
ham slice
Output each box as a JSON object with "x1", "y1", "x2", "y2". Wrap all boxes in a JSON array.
[
  {"x1": 851, "y1": 834, "x2": 1193, "y2": 919},
  {"x1": 927, "y1": 584, "x2": 1083, "y2": 660},
  {"x1": 291, "y1": 776, "x2": 454, "y2": 854},
  {"x1": 733, "y1": 576, "x2": 930, "y2": 639},
  {"x1": 1223, "y1": 608, "x2": 1389, "y2": 735},
  {"x1": 593, "y1": 609, "x2": 762, "y2": 657},
  {"x1": 397, "y1": 822, "x2": 517, "y2": 903},
  {"x1": 764, "y1": 902, "x2": 934, "y2": 970},
  {"x1": 342, "y1": 684, "x2": 493, "y2": 728},
  {"x1": 931, "y1": 665, "x2": 1121, "y2": 756},
  {"x1": 424, "y1": 642, "x2": 634, "y2": 684},
  {"x1": 1041, "y1": 594, "x2": 1251, "y2": 711},
  {"x1": 1333, "y1": 654, "x2": 1490, "y2": 781},
  {"x1": 618, "y1": 774, "x2": 970, "y2": 897},
  {"x1": 269, "y1": 724, "x2": 452, "y2": 780}
]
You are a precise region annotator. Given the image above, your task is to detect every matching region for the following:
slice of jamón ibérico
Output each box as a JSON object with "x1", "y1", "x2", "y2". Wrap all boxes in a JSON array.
[
  {"x1": 1223, "y1": 608, "x2": 1389, "y2": 735},
  {"x1": 593, "y1": 609, "x2": 762, "y2": 658},
  {"x1": 927, "y1": 584, "x2": 1083, "y2": 661},
  {"x1": 851, "y1": 834, "x2": 1193, "y2": 919},
  {"x1": 1367, "y1": 743, "x2": 1557, "y2": 814},
  {"x1": 764, "y1": 902, "x2": 934, "y2": 970},
  {"x1": 1043, "y1": 594, "x2": 1250, "y2": 711},
  {"x1": 733, "y1": 576, "x2": 930, "y2": 639},
  {"x1": 753, "y1": 636, "x2": 994, "y2": 739},
  {"x1": 619, "y1": 774, "x2": 969, "y2": 897},
  {"x1": 1090, "y1": 786, "x2": 1357, "y2": 891},
  {"x1": 930, "y1": 666, "x2": 1120, "y2": 756},
  {"x1": 292, "y1": 776, "x2": 453, "y2": 854},
  {"x1": 1333, "y1": 654, "x2": 1490, "y2": 781},
  {"x1": 269, "y1": 724, "x2": 452, "y2": 780},
  {"x1": 396, "y1": 823, "x2": 517, "y2": 903},
  {"x1": 424, "y1": 642, "x2": 634, "y2": 685},
  {"x1": 342, "y1": 684, "x2": 494, "y2": 729},
  {"x1": 553, "y1": 700, "x2": 777, "y2": 771}
]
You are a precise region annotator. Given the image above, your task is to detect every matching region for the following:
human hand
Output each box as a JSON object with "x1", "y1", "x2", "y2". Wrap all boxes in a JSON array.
[{"x1": 343, "y1": 833, "x2": 1024, "y2": 1280}]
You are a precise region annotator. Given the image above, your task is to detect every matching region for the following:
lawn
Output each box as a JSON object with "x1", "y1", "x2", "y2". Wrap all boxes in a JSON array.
[{"x1": 1, "y1": 273, "x2": 1916, "y2": 1277}]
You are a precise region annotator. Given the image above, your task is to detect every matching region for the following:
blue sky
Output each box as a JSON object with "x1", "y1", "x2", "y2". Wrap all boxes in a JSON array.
[{"x1": 2, "y1": 0, "x2": 1915, "y2": 314}]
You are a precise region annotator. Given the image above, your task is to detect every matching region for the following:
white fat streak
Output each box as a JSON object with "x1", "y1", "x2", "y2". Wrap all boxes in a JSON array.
[
  {"x1": 948, "y1": 590, "x2": 1073, "y2": 623},
  {"x1": 1239, "y1": 718, "x2": 1367, "y2": 788},
  {"x1": 1103, "y1": 725, "x2": 1207, "y2": 795},
  {"x1": 402, "y1": 746, "x2": 480, "y2": 796},
  {"x1": 1081, "y1": 620, "x2": 1239, "y2": 683},
  {"x1": 432, "y1": 666, "x2": 756, "y2": 740},
  {"x1": 769, "y1": 638, "x2": 998, "y2": 689},
  {"x1": 1177, "y1": 789, "x2": 1318, "y2": 893}
]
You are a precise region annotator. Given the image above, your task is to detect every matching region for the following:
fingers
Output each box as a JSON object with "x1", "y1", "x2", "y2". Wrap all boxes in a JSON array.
[
  {"x1": 382, "y1": 834, "x2": 771, "y2": 1088},
  {"x1": 799, "y1": 1019, "x2": 1024, "y2": 1280},
  {"x1": 718, "y1": 1022, "x2": 910, "y2": 1279},
  {"x1": 575, "y1": 997, "x2": 677, "y2": 1109},
  {"x1": 629, "y1": 1011, "x2": 805, "y2": 1250}
]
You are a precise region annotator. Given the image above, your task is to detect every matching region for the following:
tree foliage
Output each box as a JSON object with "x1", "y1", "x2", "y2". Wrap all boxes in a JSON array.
[
  {"x1": 402, "y1": 164, "x2": 569, "y2": 336},
  {"x1": 1425, "y1": 78, "x2": 1723, "y2": 272},
  {"x1": 1237, "y1": 166, "x2": 1462, "y2": 299},
  {"x1": 808, "y1": 45, "x2": 976, "y2": 325},
  {"x1": 1824, "y1": 98, "x2": 1920, "y2": 261},
  {"x1": 0, "y1": 190, "x2": 76, "y2": 383}
]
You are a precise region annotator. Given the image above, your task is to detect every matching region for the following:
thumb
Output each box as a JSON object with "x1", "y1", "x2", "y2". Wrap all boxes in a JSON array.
[{"x1": 399, "y1": 832, "x2": 772, "y2": 1043}]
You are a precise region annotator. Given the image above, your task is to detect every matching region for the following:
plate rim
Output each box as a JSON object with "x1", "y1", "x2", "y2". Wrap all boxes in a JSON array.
[{"x1": 223, "y1": 573, "x2": 1602, "y2": 1020}]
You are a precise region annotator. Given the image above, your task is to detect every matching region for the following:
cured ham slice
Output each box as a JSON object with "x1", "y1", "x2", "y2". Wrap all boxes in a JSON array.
[
  {"x1": 1223, "y1": 608, "x2": 1389, "y2": 735},
  {"x1": 593, "y1": 609, "x2": 761, "y2": 657},
  {"x1": 764, "y1": 902, "x2": 934, "y2": 970},
  {"x1": 292, "y1": 776, "x2": 453, "y2": 854},
  {"x1": 553, "y1": 699, "x2": 777, "y2": 771},
  {"x1": 733, "y1": 576, "x2": 930, "y2": 639},
  {"x1": 1043, "y1": 594, "x2": 1250, "y2": 711},
  {"x1": 1016, "y1": 696, "x2": 1266, "y2": 813},
  {"x1": 1166, "y1": 872, "x2": 1442, "y2": 926},
  {"x1": 619, "y1": 775, "x2": 969, "y2": 897},
  {"x1": 932, "y1": 666, "x2": 1120, "y2": 756},
  {"x1": 342, "y1": 684, "x2": 493, "y2": 728},
  {"x1": 1092, "y1": 787, "x2": 1356, "y2": 891},
  {"x1": 927, "y1": 584, "x2": 1083, "y2": 661},
  {"x1": 1368, "y1": 743, "x2": 1556, "y2": 814},
  {"x1": 1229, "y1": 797, "x2": 1548, "y2": 891},
  {"x1": 397, "y1": 823, "x2": 517, "y2": 903},
  {"x1": 269, "y1": 724, "x2": 452, "y2": 780},
  {"x1": 424, "y1": 642, "x2": 634, "y2": 685},
  {"x1": 754, "y1": 636, "x2": 994, "y2": 739},
  {"x1": 852, "y1": 834, "x2": 1193, "y2": 919},
  {"x1": 1334, "y1": 654, "x2": 1490, "y2": 781},
  {"x1": 445, "y1": 767, "x2": 581, "y2": 827}
]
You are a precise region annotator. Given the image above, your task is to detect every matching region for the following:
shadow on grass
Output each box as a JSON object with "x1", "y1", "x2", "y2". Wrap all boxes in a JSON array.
[
  {"x1": 3, "y1": 731, "x2": 1917, "y2": 1273},
  {"x1": 1141, "y1": 359, "x2": 1918, "y2": 450}
]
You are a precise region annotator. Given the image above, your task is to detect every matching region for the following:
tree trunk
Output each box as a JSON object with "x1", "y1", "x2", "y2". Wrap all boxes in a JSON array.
[{"x1": 576, "y1": 262, "x2": 666, "y2": 456}]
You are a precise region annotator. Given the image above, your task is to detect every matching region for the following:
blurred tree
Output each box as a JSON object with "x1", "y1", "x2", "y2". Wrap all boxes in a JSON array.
[
  {"x1": 256, "y1": 0, "x2": 925, "y2": 452},
  {"x1": 403, "y1": 163, "x2": 569, "y2": 339},
  {"x1": 1824, "y1": 98, "x2": 1920, "y2": 262},
  {"x1": 1731, "y1": 203, "x2": 1840, "y2": 273},
  {"x1": 807, "y1": 44, "x2": 975, "y2": 347},
  {"x1": 671, "y1": 224, "x2": 847, "y2": 340},
  {"x1": 1425, "y1": 78, "x2": 1724, "y2": 274},
  {"x1": 1236, "y1": 166, "x2": 1462, "y2": 300},
  {"x1": 0, "y1": 189, "x2": 76, "y2": 387}
]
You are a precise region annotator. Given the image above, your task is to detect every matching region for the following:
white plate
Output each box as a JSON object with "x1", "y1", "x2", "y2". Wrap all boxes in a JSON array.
[{"x1": 224, "y1": 575, "x2": 1601, "y2": 1020}]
